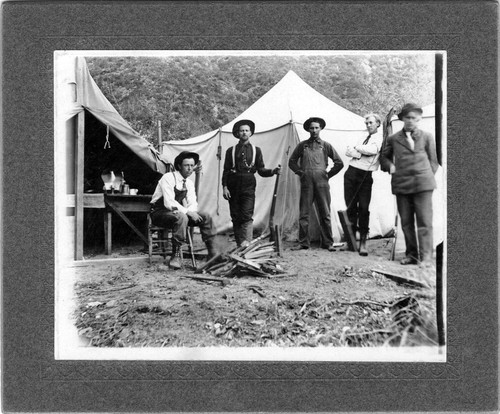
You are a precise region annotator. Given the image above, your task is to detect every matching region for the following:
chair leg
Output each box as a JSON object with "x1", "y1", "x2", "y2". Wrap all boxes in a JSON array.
[
  {"x1": 186, "y1": 229, "x2": 197, "y2": 268},
  {"x1": 148, "y1": 224, "x2": 153, "y2": 265},
  {"x1": 160, "y1": 230, "x2": 167, "y2": 261}
]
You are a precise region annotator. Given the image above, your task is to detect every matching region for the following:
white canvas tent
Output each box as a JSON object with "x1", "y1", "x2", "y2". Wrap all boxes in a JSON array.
[
  {"x1": 163, "y1": 71, "x2": 445, "y2": 246},
  {"x1": 163, "y1": 70, "x2": 399, "y2": 242}
]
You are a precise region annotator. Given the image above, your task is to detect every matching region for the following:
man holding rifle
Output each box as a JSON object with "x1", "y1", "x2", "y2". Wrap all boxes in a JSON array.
[
  {"x1": 222, "y1": 119, "x2": 281, "y2": 247},
  {"x1": 344, "y1": 113, "x2": 383, "y2": 256}
]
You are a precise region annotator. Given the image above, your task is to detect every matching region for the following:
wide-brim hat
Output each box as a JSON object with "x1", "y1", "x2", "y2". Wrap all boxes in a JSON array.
[
  {"x1": 232, "y1": 119, "x2": 255, "y2": 138},
  {"x1": 303, "y1": 117, "x2": 326, "y2": 131},
  {"x1": 398, "y1": 103, "x2": 423, "y2": 120},
  {"x1": 174, "y1": 151, "x2": 200, "y2": 170}
]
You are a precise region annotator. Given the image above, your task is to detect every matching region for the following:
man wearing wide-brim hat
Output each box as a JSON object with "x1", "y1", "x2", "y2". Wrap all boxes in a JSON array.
[
  {"x1": 288, "y1": 117, "x2": 344, "y2": 251},
  {"x1": 380, "y1": 103, "x2": 439, "y2": 267},
  {"x1": 150, "y1": 151, "x2": 217, "y2": 269},
  {"x1": 222, "y1": 119, "x2": 280, "y2": 246}
]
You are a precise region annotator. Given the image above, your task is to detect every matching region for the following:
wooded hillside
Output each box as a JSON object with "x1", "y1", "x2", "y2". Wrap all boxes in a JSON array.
[{"x1": 87, "y1": 54, "x2": 434, "y2": 148}]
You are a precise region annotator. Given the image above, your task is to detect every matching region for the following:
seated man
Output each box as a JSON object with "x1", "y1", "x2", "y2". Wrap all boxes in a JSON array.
[{"x1": 150, "y1": 151, "x2": 217, "y2": 269}]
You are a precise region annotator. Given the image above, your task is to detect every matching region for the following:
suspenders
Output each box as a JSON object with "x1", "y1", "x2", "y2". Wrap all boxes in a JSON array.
[{"x1": 232, "y1": 144, "x2": 256, "y2": 170}]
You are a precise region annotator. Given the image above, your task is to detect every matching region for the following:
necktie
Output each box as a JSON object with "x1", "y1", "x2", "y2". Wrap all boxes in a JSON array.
[
  {"x1": 362, "y1": 134, "x2": 371, "y2": 145},
  {"x1": 181, "y1": 179, "x2": 187, "y2": 207},
  {"x1": 405, "y1": 131, "x2": 415, "y2": 150}
]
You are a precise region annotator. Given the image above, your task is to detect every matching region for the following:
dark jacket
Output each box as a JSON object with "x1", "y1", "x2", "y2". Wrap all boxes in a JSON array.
[{"x1": 380, "y1": 128, "x2": 439, "y2": 195}]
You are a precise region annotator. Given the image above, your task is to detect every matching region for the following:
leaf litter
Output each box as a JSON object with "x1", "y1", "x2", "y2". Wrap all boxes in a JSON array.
[{"x1": 73, "y1": 239, "x2": 438, "y2": 348}]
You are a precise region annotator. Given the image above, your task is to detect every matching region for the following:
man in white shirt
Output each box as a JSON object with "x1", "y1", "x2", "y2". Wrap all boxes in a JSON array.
[
  {"x1": 150, "y1": 151, "x2": 217, "y2": 269},
  {"x1": 344, "y1": 113, "x2": 383, "y2": 256}
]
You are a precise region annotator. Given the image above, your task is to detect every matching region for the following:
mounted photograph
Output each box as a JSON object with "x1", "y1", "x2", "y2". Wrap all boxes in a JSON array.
[{"x1": 55, "y1": 50, "x2": 446, "y2": 361}]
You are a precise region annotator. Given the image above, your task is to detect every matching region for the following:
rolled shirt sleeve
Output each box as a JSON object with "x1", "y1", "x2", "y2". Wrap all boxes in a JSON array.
[
  {"x1": 355, "y1": 133, "x2": 383, "y2": 156},
  {"x1": 346, "y1": 146, "x2": 362, "y2": 159}
]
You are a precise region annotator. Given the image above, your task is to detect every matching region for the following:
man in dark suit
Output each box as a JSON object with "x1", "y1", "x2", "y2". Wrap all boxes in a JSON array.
[{"x1": 380, "y1": 103, "x2": 439, "y2": 266}]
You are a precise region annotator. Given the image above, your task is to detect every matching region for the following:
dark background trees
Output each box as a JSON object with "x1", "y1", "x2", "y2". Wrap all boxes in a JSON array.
[{"x1": 87, "y1": 54, "x2": 434, "y2": 149}]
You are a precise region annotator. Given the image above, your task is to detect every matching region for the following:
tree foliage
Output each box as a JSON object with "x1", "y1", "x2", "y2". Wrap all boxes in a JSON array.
[{"x1": 87, "y1": 54, "x2": 434, "y2": 148}]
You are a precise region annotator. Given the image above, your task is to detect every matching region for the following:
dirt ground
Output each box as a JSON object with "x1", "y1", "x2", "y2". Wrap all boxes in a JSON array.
[{"x1": 71, "y1": 236, "x2": 438, "y2": 348}]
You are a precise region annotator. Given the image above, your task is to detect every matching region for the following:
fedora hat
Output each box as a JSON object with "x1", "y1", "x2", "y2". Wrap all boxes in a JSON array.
[
  {"x1": 398, "y1": 103, "x2": 423, "y2": 120},
  {"x1": 232, "y1": 119, "x2": 255, "y2": 138},
  {"x1": 174, "y1": 151, "x2": 200, "y2": 171},
  {"x1": 303, "y1": 117, "x2": 326, "y2": 131}
]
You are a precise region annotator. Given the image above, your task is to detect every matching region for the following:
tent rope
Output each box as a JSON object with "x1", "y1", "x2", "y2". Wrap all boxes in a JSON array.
[{"x1": 104, "y1": 124, "x2": 111, "y2": 149}]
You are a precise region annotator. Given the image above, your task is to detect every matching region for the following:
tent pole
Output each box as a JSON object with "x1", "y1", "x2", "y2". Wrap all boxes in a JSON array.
[
  {"x1": 157, "y1": 120, "x2": 162, "y2": 150},
  {"x1": 75, "y1": 111, "x2": 85, "y2": 260},
  {"x1": 74, "y1": 59, "x2": 86, "y2": 261}
]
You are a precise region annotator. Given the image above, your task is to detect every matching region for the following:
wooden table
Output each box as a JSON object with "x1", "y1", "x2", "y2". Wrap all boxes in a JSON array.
[{"x1": 103, "y1": 194, "x2": 152, "y2": 255}]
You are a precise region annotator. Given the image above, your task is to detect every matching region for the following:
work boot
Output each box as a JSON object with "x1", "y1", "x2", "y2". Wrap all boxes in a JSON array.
[
  {"x1": 241, "y1": 220, "x2": 253, "y2": 244},
  {"x1": 233, "y1": 223, "x2": 242, "y2": 247},
  {"x1": 321, "y1": 243, "x2": 336, "y2": 251},
  {"x1": 205, "y1": 237, "x2": 218, "y2": 260},
  {"x1": 169, "y1": 243, "x2": 182, "y2": 270},
  {"x1": 400, "y1": 256, "x2": 418, "y2": 265},
  {"x1": 359, "y1": 234, "x2": 368, "y2": 256},
  {"x1": 292, "y1": 244, "x2": 309, "y2": 250}
]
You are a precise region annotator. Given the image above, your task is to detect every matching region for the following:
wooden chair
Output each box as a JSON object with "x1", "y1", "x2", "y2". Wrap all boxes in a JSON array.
[{"x1": 147, "y1": 214, "x2": 196, "y2": 267}]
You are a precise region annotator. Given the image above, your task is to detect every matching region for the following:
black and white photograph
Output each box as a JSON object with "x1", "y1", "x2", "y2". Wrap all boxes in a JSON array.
[
  {"x1": 55, "y1": 50, "x2": 446, "y2": 361},
  {"x1": 3, "y1": 1, "x2": 498, "y2": 412}
]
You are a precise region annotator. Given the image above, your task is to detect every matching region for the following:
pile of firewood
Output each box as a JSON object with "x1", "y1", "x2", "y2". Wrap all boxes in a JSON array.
[{"x1": 194, "y1": 234, "x2": 291, "y2": 279}]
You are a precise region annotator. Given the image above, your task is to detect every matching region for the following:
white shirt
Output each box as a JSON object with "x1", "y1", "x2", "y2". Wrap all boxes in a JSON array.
[
  {"x1": 346, "y1": 130, "x2": 383, "y2": 172},
  {"x1": 150, "y1": 171, "x2": 198, "y2": 215}
]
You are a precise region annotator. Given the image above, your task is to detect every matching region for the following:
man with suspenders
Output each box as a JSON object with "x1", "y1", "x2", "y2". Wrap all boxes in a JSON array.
[
  {"x1": 150, "y1": 151, "x2": 217, "y2": 269},
  {"x1": 222, "y1": 119, "x2": 281, "y2": 247}
]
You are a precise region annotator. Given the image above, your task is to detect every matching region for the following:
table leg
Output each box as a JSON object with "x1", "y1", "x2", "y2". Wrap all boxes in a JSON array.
[{"x1": 104, "y1": 210, "x2": 112, "y2": 255}]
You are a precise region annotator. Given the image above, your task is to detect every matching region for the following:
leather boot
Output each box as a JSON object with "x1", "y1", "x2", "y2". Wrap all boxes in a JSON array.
[
  {"x1": 169, "y1": 242, "x2": 182, "y2": 269},
  {"x1": 358, "y1": 234, "x2": 368, "y2": 256},
  {"x1": 241, "y1": 221, "x2": 253, "y2": 244},
  {"x1": 233, "y1": 223, "x2": 242, "y2": 247},
  {"x1": 205, "y1": 236, "x2": 218, "y2": 260}
]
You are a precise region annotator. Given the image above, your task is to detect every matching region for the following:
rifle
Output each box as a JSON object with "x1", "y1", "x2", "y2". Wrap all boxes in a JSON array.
[
  {"x1": 390, "y1": 198, "x2": 398, "y2": 261},
  {"x1": 383, "y1": 107, "x2": 399, "y2": 261},
  {"x1": 268, "y1": 165, "x2": 281, "y2": 241}
]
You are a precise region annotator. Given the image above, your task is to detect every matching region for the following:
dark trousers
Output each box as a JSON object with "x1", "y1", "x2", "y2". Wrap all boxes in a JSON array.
[
  {"x1": 150, "y1": 209, "x2": 216, "y2": 245},
  {"x1": 343, "y1": 165, "x2": 373, "y2": 236},
  {"x1": 299, "y1": 169, "x2": 333, "y2": 247},
  {"x1": 396, "y1": 190, "x2": 433, "y2": 261},
  {"x1": 227, "y1": 173, "x2": 256, "y2": 245}
]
